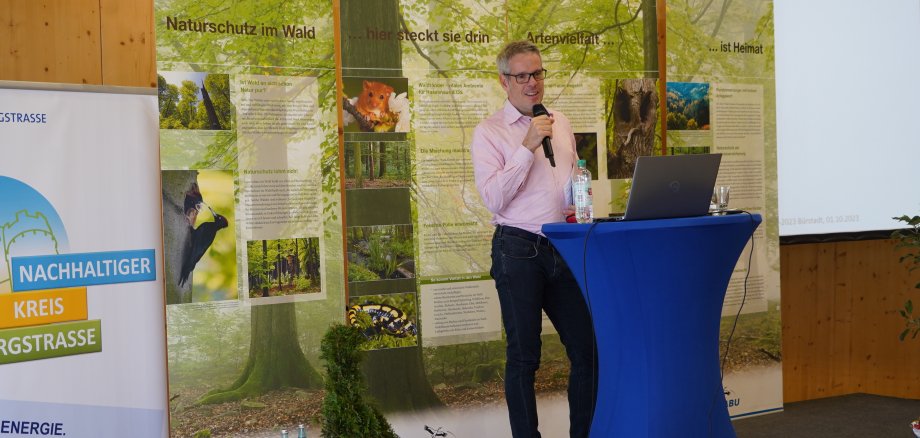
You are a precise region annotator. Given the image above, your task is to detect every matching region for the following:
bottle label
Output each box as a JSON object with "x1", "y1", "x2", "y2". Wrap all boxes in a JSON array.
[{"x1": 573, "y1": 182, "x2": 591, "y2": 207}]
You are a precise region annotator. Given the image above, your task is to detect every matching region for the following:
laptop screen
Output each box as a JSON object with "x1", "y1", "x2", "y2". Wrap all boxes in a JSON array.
[{"x1": 605, "y1": 154, "x2": 722, "y2": 222}]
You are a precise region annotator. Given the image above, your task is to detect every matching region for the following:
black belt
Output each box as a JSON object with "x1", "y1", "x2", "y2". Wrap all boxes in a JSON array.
[{"x1": 495, "y1": 225, "x2": 552, "y2": 247}]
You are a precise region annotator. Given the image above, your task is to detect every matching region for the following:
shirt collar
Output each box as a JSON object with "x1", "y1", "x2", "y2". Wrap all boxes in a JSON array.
[
  {"x1": 501, "y1": 100, "x2": 551, "y2": 126},
  {"x1": 501, "y1": 100, "x2": 528, "y2": 126}
]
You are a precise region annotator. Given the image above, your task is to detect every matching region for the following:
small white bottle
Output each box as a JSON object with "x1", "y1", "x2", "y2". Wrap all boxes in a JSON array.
[{"x1": 572, "y1": 159, "x2": 594, "y2": 223}]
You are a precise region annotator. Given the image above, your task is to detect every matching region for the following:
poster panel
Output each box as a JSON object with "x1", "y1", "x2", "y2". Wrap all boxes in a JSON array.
[
  {"x1": 155, "y1": 0, "x2": 344, "y2": 435},
  {"x1": 666, "y1": 0, "x2": 783, "y2": 418},
  {"x1": 0, "y1": 87, "x2": 167, "y2": 437},
  {"x1": 338, "y1": 0, "x2": 665, "y2": 436},
  {"x1": 150, "y1": 0, "x2": 780, "y2": 434}
]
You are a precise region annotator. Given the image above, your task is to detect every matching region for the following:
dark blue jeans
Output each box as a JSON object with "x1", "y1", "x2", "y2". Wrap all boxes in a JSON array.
[{"x1": 491, "y1": 225, "x2": 598, "y2": 438}]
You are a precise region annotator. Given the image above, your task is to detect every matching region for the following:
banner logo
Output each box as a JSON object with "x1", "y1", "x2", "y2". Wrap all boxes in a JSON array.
[{"x1": 0, "y1": 176, "x2": 154, "y2": 365}]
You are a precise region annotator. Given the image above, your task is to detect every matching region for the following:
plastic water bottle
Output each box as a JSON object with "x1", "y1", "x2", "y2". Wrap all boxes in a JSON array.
[
  {"x1": 572, "y1": 159, "x2": 594, "y2": 223},
  {"x1": 281, "y1": 430, "x2": 289, "y2": 438},
  {"x1": 298, "y1": 424, "x2": 307, "y2": 438}
]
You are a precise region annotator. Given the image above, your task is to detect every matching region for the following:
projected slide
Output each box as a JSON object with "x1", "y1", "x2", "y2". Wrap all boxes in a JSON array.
[{"x1": 775, "y1": 0, "x2": 920, "y2": 235}]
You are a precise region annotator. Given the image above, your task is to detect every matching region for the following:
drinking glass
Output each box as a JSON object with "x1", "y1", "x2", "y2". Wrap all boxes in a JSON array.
[{"x1": 712, "y1": 185, "x2": 730, "y2": 213}]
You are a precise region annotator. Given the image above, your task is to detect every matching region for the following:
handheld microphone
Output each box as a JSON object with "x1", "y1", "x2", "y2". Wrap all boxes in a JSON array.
[{"x1": 532, "y1": 104, "x2": 555, "y2": 167}]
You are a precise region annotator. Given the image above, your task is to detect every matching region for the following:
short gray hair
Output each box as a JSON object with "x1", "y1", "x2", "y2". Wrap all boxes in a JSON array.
[{"x1": 496, "y1": 41, "x2": 541, "y2": 74}]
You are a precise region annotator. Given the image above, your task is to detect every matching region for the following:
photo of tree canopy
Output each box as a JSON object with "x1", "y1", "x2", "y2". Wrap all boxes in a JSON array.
[
  {"x1": 344, "y1": 141, "x2": 411, "y2": 189},
  {"x1": 246, "y1": 237, "x2": 321, "y2": 298},
  {"x1": 347, "y1": 225, "x2": 415, "y2": 282},
  {"x1": 348, "y1": 292, "x2": 419, "y2": 349},
  {"x1": 666, "y1": 82, "x2": 710, "y2": 130},
  {"x1": 158, "y1": 71, "x2": 234, "y2": 130},
  {"x1": 667, "y1": 0, "x2": 774, "y2": 81}
]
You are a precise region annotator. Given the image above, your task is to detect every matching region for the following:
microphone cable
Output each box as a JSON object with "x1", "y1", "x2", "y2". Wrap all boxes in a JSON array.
[
  {"x1": 709, "y1": 210, "x2": 757, "y2": 436},
  {"x1": 721, "y1": 211, "x2": 756, "y2": 380}
]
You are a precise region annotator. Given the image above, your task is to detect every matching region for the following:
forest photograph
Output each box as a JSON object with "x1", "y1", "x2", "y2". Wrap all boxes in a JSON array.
[
  {"x1": 343, "y1": 141, "x2": 411, "y2": 189},
  {"x1": 346, "y1": 224, "x2": 415, "y2": 282},
  {"x1": 348, "y1": 292, "x2": 419, "y2": 350},
  {"x1": 341, "y1": 76, "x2": 410, "y2": 133},
  {"x1": 666, "y1": 82, "x2": 711, "y2": 130},
  {"x1": 246, "y1": 237, "x2": 321, "y2": 298},
  {"x1": 158, "y1": 71, "x2": 234, "y2": 130}
]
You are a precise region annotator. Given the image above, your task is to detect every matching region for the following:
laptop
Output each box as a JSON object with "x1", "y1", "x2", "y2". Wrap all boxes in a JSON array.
[{"x1": 599, "y1": 153, "x2": 722, "y2": 222}]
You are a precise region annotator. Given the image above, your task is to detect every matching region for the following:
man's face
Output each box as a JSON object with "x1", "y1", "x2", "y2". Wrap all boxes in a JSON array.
[{"x1": 500, "y1": 52, "x2": 544, "y2": 116}]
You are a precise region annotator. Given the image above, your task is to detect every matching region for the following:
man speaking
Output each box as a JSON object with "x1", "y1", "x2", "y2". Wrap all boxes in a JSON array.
[{"x1": 470, "y1": 40, "x2": 597, "y2": 438}]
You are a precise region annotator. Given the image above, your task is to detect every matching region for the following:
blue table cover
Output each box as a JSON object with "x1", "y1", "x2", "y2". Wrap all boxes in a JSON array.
[{"x1": 543, "y1": 213, "x2": 761, "y2": 438}]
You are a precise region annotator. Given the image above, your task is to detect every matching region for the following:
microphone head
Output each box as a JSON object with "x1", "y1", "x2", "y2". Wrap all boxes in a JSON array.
[{"x1": 532, "y1": 104, "x2": 549, "y2": 117}]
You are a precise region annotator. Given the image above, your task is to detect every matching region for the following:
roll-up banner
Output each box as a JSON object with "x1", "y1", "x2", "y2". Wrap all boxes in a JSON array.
[{"x1": 0, "y1": 86, "x2": 168, "y2": 437}]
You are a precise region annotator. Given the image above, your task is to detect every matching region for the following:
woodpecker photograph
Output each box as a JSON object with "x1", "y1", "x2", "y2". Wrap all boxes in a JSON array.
[
  {"x1": 178, "y1": 204, "x2": 229, "y2": 287},
  {"x1": 162, "y1": 170, "x2": 238, "y2": 304}
]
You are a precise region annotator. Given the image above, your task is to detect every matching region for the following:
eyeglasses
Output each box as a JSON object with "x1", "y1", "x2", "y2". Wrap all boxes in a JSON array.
[{"x1": 503, "y1": 68, "x2": 547, "y2": 84}]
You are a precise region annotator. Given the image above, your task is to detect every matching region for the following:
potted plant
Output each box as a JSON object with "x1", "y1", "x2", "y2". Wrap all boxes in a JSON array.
[{"x1": 892, "y1": 215, "x2": 920, "y2": 341}]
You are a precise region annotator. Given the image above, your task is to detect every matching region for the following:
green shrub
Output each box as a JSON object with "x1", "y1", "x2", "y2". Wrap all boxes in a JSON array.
[
  {"x1": 320, "y1": 324, "x2": 397, "y2": 438},
  {"x1": 348, "y1": 264, "x2": 380, "y2": 282},
  {"x1": 294, "y1": 276, "x2": 312, "y2": 291},
  {"x1": 388, "y1": 238, "x2": 414, "y2": 259}
]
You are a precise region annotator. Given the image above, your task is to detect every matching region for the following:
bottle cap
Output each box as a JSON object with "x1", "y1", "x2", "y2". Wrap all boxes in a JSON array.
[{"x1": 577, "y1": 159, "x2": 586, "y2": 167}]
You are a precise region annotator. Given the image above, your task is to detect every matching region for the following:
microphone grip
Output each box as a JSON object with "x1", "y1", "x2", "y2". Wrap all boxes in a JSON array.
[
  {"x1": 532, "y1": 104, "x2": 556, "y2": 167},
  {"x1": 542, "y1": 137, "x2": 555, "y2": 167}
]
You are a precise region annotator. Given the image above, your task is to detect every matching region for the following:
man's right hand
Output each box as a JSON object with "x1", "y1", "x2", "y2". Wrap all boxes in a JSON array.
[{"x1": 522, "y1": 114, "x2": 554, "y2": 152}]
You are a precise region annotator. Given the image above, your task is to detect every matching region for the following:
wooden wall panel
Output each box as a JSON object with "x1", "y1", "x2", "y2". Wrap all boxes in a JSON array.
[
  {"x1": 846, "y1": 240, "x2": 920, "y2": 398},
  {"x1": 780, "y1": 244, "x2": 811, "y2": 401},
  {"x1": 100, "y1": 0, "x2": 155, "y2": 87},
  {"x1": 781, "y1": 243, "x2": 854, "y2": 402},
  {"x1": 0, "y1": 0, "x2": 102, "y2": 84},
  {"x1": 782, "y1": 239, "x2": 920, "y2": 402},
  {"x1": 828, "y1": 244, "x2": 854, "y2": 396}
]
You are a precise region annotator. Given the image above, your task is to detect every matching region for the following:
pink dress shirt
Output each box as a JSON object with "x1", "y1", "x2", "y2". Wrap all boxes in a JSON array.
[{"x1": 471, "y1": 100, "x2": 578, "y2": 235}]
